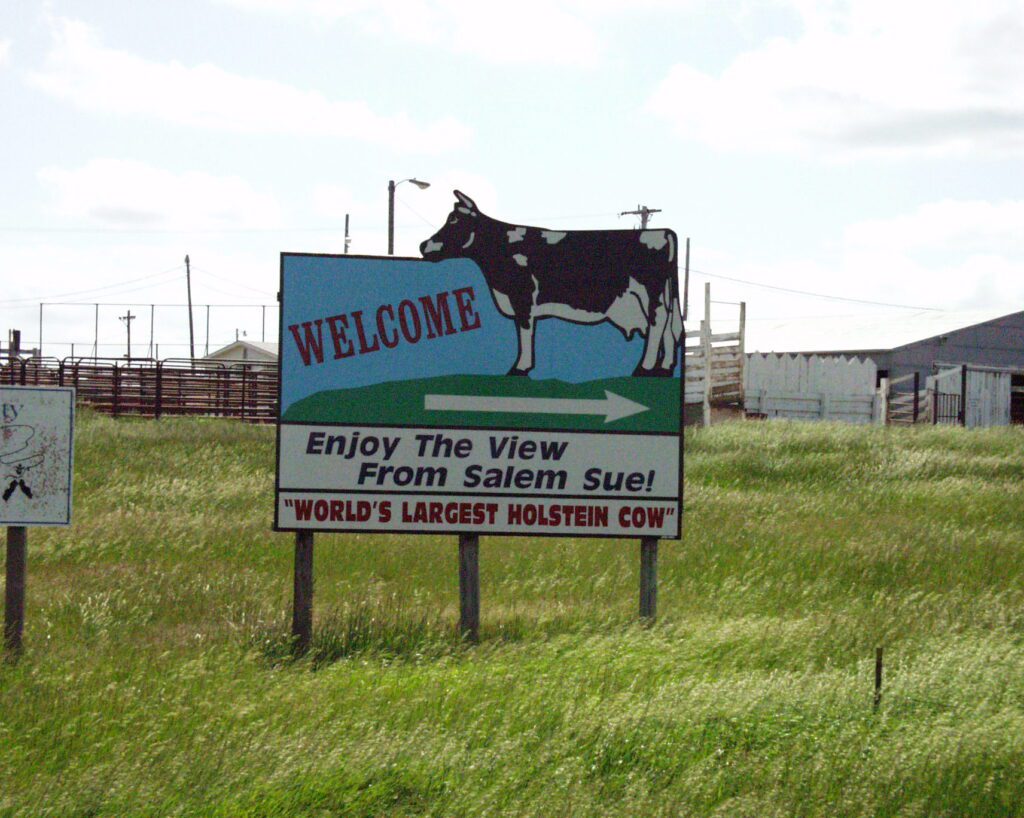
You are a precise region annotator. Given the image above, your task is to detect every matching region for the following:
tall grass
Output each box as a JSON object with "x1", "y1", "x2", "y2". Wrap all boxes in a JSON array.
[{"x1": 1, "y1": 412, "x2": 1023, "y2": 816}]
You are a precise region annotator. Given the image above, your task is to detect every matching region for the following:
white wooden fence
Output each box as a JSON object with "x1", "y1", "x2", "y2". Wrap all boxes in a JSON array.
[
  {"x1": 684, "y1": 283, "x2": 745, "y2": 425},
  {"x1": 744, "y1": 354, "x2": 879, "y2": 423}
]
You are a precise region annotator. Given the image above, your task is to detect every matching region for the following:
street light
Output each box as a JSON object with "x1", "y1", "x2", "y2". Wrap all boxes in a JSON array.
[{"x1": 388, "y1": 177, "x2": 431, "y2": 255}]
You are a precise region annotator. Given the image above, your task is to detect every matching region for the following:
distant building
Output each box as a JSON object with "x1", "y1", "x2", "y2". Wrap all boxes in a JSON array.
[
  {"x1": 745, "y1": 308, "x2": 1024, "y2": 386},
  {"x1": 741, "y1": 308, "x2": 1024, "y2": 427},
  {"x1": 204, "y1": 340, "x2": 279, "y2": 368}
]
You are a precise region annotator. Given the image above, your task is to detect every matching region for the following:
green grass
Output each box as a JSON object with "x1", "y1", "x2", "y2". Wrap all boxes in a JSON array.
[
  {"x1": 282, "y1": 374, "x2": 681, "y2": 432},
  {"x1": 2, "y1": 413, "x2": 1024, "y2": 816}
]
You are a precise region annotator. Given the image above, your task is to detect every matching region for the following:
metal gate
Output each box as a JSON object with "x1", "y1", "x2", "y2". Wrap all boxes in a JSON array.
[{"x1": 932, "y1": 392, "x2": 962, "y2": 425}]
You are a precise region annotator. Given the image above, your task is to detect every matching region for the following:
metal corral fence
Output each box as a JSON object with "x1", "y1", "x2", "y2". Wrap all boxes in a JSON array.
[{"x1": 0, "y1": 357, "x2": 277, "y2": 423}]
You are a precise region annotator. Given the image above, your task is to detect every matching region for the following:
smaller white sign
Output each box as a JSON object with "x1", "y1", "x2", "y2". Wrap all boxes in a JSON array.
[{"x1": 1, "y1": 386, "x2": 75, "y2": 526}]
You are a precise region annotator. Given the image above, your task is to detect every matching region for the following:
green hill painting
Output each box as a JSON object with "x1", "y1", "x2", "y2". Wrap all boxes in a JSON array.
[{"x1": 282, "y1": 374, "x2": 680, "y2": 433}]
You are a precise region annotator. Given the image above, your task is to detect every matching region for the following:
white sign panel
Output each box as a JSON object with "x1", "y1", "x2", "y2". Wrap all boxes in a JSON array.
[{"x1": 1, "y1": 386, "x2": 75, "y2": 526}]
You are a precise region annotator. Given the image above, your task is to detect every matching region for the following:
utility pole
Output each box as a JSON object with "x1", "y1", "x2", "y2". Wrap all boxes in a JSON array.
[
  {"x1": 119, "y1": 310, "x2": 136, "y2": 365},
  {"x1": 344, "y1": 214, "x2": 351, "y2": 254},
  {"x1": 620, "y1": 204, "x2": 661, "y2": 230},
  {"x1": 185, "y1": 254, "x2": 195, "y2": 360}
]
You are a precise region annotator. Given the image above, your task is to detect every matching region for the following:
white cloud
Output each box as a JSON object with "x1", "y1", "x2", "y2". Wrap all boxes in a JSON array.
[
  {"x1": 648, "y1": 0, "x2": 1024, "y2": 157},
  {"x1": 0, "y1": 39, "x2": 11, "y2": 65},
  {"x1": 218, "y1": 0, "x2": 689, "y2": 67},
  {"x1": 38, "y1": 158, "x2": 284, "y2": 230},
  {"x1": 704, "y1": 199, "x2": 1024, "y2": 319},
  {"x1": 28, "y1": 18, "x2": 471, "y2": 153},
  {"x1": 844, "y1": 199, "x2": 1024, "y2": 260}
]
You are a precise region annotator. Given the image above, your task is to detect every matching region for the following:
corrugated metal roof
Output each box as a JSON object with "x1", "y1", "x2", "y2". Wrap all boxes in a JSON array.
[{"x1": 744, "y1": 308, "x2": 1023, "y2": 354}]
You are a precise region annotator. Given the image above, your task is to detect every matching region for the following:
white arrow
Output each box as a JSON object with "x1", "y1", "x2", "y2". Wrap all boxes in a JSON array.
[{"x1": 424, "y1": 390, "x2": 649, "y2": 424}]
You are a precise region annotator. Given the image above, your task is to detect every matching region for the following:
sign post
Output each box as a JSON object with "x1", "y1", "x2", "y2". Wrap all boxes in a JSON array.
[
  {"x1": 4, "y1": 526, "x2": 26, "y2": 658},
  {"x1": 2, "y1": 386, "x2": 75, "y2": 661},
  {"x1": 292, "y1": 530, "x2": 314, "y2": 655},
  {"x1": 275, "y1": 192, "x2": 684, "y2": 640},
  {"x1": 639, "y1": 536, "x2": 658, "y2": 620},
  {"x1": 458, "y1": 533, "x2": 480, "y2": 642}
]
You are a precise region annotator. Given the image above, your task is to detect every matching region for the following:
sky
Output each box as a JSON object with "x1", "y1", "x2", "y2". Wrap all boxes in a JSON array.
[{"x1": 2, "y1": 0, "x2": 1023, "y2": 360}]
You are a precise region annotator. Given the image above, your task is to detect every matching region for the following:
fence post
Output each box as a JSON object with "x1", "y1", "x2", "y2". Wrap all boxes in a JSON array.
[
  {"x1": 241, "y1": 367, "x2": 248, "y2": 422},
  {"x1": 702, "y1": 284, "x2": 712, "y2": 427},
  {"x1": 960, "y1": 364, "x2": 968, "y2": 427},
  {"x1": 155, "y1": 361, "x2": 163, "y2": 419},
  {"x1": 913, "y1": 371, "x2": 920, "y2": 423},
  {"x1": 112, "y1": 363, "x2": 120, "y2": 418}
]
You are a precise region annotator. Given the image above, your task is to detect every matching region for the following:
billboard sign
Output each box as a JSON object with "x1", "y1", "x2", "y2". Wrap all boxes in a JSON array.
[
  {"x1": 1, "y1": 386, "x2": 75, "y2": 526},
  {"x1": 275, "y1": 191, "x2": 683, "y2": 537}
]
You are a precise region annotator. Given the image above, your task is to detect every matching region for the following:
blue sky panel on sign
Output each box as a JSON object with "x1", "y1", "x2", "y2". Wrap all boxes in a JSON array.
[{"x1": 280, "y1": 255, "x2": 679, "y2": 415}]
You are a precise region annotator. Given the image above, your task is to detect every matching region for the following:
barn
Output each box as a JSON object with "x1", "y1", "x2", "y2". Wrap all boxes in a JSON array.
[{"x1": 743, "y1": 308, "x2": 1024, "y2": 426}]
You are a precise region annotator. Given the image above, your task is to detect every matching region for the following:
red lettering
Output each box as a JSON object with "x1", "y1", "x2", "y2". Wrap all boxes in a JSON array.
[
  {"x1": 645, "y1": 507, "x2": 666, "y2": 528},
  {"x1": 453, "y1": 286, "x2": 482, "y2": 331},
  {"x1": 325, "y1": 314, "x2": 354, "y2": 359},
  {"x1": 398, "y1": 299, "x2": 422, "y2": 343},
  {"x1": 293, "y1": 499, "x2": 315, "y2": 521},
  {"x1": 419, "y1": 292, "x2": 457, "y2": 338},
  {"x1": 288, "y1": 320, "x2": 326, "y2": 366},
  {"x1": 376, "y1": 305, "x2": 399, "y2": 349},
  {"x1": 351, "y1": 310, "x2": 380, "y2": 354}
]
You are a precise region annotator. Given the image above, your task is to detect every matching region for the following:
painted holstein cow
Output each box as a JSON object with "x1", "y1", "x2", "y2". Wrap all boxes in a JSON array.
[{"x1": 420, "y1": 191, "x2": 682, "y2": 377}]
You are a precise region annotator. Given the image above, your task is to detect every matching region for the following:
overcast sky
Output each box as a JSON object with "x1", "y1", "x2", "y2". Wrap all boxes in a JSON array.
[{"x1": 2, "y1": 0, "x2": 1023, "y2": 358}]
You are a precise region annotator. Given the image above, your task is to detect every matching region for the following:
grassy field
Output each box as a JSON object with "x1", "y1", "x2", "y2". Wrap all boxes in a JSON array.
[{"x1": 2, "y1": 413, "x2": 1024, "y2": 817}]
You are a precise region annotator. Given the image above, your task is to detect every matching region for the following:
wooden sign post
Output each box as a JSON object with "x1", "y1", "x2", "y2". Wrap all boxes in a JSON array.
[
  {"x1": 4, "y1": 526, "x2": 26, "y2": 660},
  {"x1": 292, "y1": 530, "x2": 314, "y2": 655},
  {"x1": 458, "y1": 534, "x2": 480, "y2": 642},
  {"x1": 639, "y1": 536, "x2": 658, "y2": 620}
]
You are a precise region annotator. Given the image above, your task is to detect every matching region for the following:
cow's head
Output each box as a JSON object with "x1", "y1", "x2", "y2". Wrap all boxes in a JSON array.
[{"x1": 420, "y1": 190, "x2": 480, "y2": 260}]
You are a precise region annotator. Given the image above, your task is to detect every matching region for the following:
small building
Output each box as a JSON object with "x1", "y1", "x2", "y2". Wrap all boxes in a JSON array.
[{"x1": 204, "y1": 340, "x2": 279, "y2": 368}]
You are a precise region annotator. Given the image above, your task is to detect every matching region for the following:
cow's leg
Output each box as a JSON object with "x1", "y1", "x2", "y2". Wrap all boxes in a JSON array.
[
  {"x1": 635, "y1": 294, "x2": 670, "y2": 375},
  {"x1": 509, "y1": 316, "x2": 535, "y2": 375},
  {"x1": 657, "y1": 279, "x2": 682, "y2": 375},
  {"x1": 506, "y1": 282, "x2": 536, "y2": 376}
]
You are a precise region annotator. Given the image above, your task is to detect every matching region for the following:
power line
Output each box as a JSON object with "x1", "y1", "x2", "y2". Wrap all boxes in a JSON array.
[
  {"x1": 35, "y1": 302, "x2": 278, "y2": 308},
  {"x1": 0, "y1": 264, "x2": 183, "y2": 305},
  {"x1": 193, "y1": 266, "x2": 276, "y2": 297},
  {"x1": 688, "y1": 267, "x2": 941, "y2": 311}
]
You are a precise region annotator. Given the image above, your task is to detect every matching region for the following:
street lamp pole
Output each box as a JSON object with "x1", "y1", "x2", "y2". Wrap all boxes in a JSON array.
[
  {"x1": 387, "y1": 177, "x2": 431, "y2": 255},
  {"x1": 388, "y1": 179, "x2": 396, "y2": 255}
]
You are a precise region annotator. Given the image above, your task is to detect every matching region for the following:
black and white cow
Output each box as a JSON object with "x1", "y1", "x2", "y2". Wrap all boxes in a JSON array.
[{"x1": 420, "y1": 191, "x2": 682, "y2": 376}]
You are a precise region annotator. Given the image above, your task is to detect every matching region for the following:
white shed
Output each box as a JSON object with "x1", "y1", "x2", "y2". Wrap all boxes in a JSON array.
[{"x1": 204, "y1": 340, "x2": 279, "y2": 367}]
